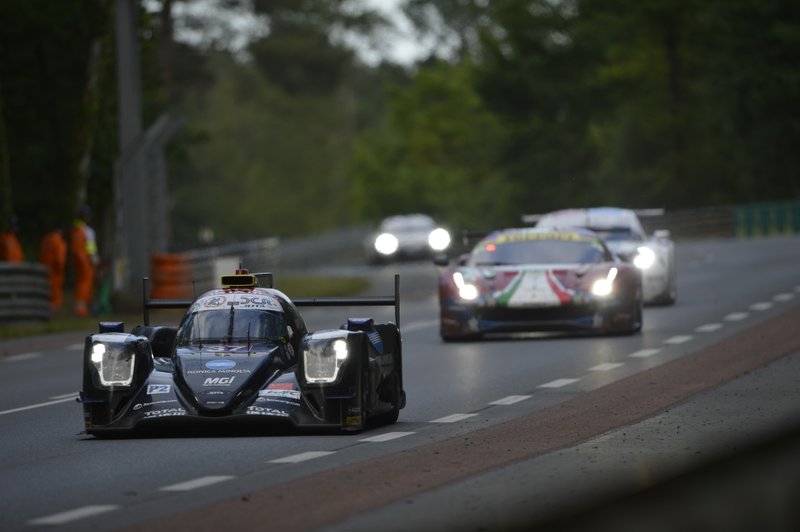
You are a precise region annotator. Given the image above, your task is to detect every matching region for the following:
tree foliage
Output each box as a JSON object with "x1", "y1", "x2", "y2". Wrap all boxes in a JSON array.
[{"x1": 1, "y1": 0, "x2": 799, "y2": 256}]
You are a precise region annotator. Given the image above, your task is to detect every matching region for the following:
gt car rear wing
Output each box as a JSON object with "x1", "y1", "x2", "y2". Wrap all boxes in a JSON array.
[{"x1": 141, "y1": 274, "x2": 401, "y2": 328}]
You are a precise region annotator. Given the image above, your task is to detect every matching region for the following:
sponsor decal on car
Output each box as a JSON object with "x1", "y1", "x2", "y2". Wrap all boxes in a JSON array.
[
  {"x1": 246, "y1": 406, "x2": 289, "y2": 417},
  {"x1": 133, "y1": 399, "x2": 178, "y2": 411},
  {"x1": 258, "y1": 389, "x2": 301, "y2": 400},
  {"x1": 205, "y1": 359, "x2": 236, "y2": 370},
  {"x1": 187, "y1": 369, "x2": 251, "y2": 374},
  {"x1": 203, "y1": 376, "x2": 236, "y2": 386},
  {"x1": 142, "y1": 408, "x2": 186, "y2": 418},
  {"x1": 147, "y1": 384, "x2": 171, "y2": 395}
]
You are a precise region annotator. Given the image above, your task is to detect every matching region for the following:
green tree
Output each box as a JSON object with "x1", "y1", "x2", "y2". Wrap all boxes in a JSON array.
[{"x1": 350, "y1": 61, "x2": 514, "y2": 229}]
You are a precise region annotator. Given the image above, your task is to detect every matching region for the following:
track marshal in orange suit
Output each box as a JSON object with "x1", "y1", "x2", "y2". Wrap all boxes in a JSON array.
[
  {"x1": 40, "y1": 227, "x2": 67, "y2": 312},
  {"x1": 70, "y1": 207, "x2": 99, "y2": 317},
  {"x1": 1, "y1": 214, "x2": 24, "y2": 262}
]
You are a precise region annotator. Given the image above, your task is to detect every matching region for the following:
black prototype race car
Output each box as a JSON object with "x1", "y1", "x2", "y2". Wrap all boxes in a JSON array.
[{"x1": 79, "y1": 270, "x2": 405, "y2": 436}]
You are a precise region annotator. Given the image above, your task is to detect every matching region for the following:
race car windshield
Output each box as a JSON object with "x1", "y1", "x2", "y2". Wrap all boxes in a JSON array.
[
  {"x1": 471, "y1": 239, "x2": 608, "y2": 265},
  {"x1": 177, "y1": 308, "x2": 287, "y2": 345},
  {"x1": 589, "y1": 227, "x2": 644, "y2": 242}
]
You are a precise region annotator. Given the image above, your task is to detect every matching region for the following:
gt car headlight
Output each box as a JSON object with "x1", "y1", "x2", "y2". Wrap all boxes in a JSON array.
[
  {"x1": 374, "y1": 233, "x2": 399, "y2": 256},
  {"x1": 633, "y1": 246, "x2": 656, "y2": 270},
  {"x1": 591, "y1": 267, "x2": 618, "y2": 297},
  {"x1": 453, "y1": 272, "x2": 479, "y2": 301},
  {"x1": 303, "y1": 335, "x2": 349, "y2": 384},
  {"x1": 90, "y1": 337, "x2": 137, "y2": 387},
  {"x1": 428, "y1": 228, "x2": 451, "y2": 251}
]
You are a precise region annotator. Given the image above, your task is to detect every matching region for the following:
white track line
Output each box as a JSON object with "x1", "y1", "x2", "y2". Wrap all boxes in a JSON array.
[
  {"x1": 0, "y1": 397, "x2": 76, "y2": 416},
  {"x1": 268, "y1": 451, "x2": 335, "y2": 464},
  {"x1": 28, "y1": 505, "x2": 120, "y2": 525},
  {"x1": 629, "y1": 348, "x2": 661, "y2": 358},
  {"x1": 724, "y1": 312, "x2": 748, "y2": 322},
  {"x1": 49, "y1": 393, "x2": 78, "y2": 400},
  {"x1": 359, "y1": 432, "x2": 415, "y2": 443},
  {"x1": 589, "y1": 362, "x2": 624, "y2": 372},
  {"x1": 489, "y1": 395, "x2": 531, "y2": 406},
  {"x1": 695, "y1": 323, "x2": 723, "y2": 333},
  {"x1": 159, "y1": 476, "x2": 234, "y2": 492},
  {"x1": 2, "y1": 352, "x2": 41, "y2": 362},
  {"x1": 430, "y1": 413, "x2": 477, "y2": 423},
  {"x1": 66, "y1": 343, "x2": 84, "y2": 351},
  {"x1": 538, "y1": 378, "x2": 579, "y2": 389},
  {"x1": 664, "y1": 335, "x2": 693, "y2": 345},
  {"x1": 750, "y1": 302, "x2": 772, "y2": 311},
  {"x1": 773, "y1": 293, "x2": 795, "y2": 302}
]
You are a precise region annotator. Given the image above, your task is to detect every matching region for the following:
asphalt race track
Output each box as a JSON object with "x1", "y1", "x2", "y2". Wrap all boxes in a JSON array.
[{"x1": 1, "y1": 235, "x2": 799, "y2": 531}]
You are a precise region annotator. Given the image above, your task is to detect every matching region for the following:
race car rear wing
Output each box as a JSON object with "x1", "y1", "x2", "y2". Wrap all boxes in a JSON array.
[
  {"x1": 522, "y1": 208, "x2": 666, "y2": 225},
  {"x1": 141, "y1": 273, "x2": 401, "y2": 328}
]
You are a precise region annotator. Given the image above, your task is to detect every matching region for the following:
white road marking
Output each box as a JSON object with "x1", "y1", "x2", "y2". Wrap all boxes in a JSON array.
[
  {"x1": 773, "y1": 293, "x2": 795, "y2": 302},
  {"x1": 268, "y1": 451, "x2": 335, "y2": 464},
  {"x1": 359, "y1": 432, "x2": 415, "y2": 443},
  {"x1": 489, "y1": 395, "x2": 531, "y2": 406},
  {"x1": 629, "y1": 348, "x2": 661, "y2": 358},
  {"x1": 724, "y1": 312, "x2": 748, "y2": 322},
  {"x1": 750, "y1": 302, "x2": 772, "y2": 311},
  {"x1": 49, "y1": 393, "x2": 78, "y2": 400},
  {"x1": 538, "y1": 378, "x2": 579, "y2": 389},
  {"x1": 2, "y1": 352, "x2": 41, "y2": 362},
  {"x1": 795, "y1": 285, "x2": 800, "y2": 293},
  {"x1": 159, "y1": 476, "x2": 235, "y2": 492},
  {"x1": 402, "y1": 320, "x2": 437, "y2": 332},
  {"x1": 0, "y1": 397, "x2": 76, "y2": 416},
  {"x1": 695, "y1": 323, "x2": 723, "y2": 333},
  {"x1": 430, "y1": 413, "x2": 477, "y2": 423},
  {"x1": 67, "y1": 343, "x2": 84, "y2": 351},
  {"x1": 589, "y1": 362, "x2": 624, "y2": 372},
  {"x1": 664, "y1": 335, "x2": 693, "y2": 345},
  {"x1": 28, "y1": 505, "x2": 120, "y2": 525}
]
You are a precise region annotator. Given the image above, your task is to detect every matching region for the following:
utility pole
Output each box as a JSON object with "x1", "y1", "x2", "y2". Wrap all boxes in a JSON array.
[{"x1": 113, "y1": 0, "x2": 147, "y2": 296}]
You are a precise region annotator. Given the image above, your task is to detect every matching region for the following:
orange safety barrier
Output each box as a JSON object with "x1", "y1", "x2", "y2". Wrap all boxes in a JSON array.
[{"x1": 150, "y1": 253, "x2": 192, "y2": 299}]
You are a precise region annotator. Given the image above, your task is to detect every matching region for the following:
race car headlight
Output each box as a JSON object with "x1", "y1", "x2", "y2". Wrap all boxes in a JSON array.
[
  {"x1": 303, "y1": 337, "x2": 349, "y2": 383},
  {"x1": 453, "y1": 272, "x2": 479, "y2": 301},
  {"x1": 428, "y1": 228, "x2": 451, "y2": 251},
  {"x1": 374, "y1": 233, "x2": 399, "y2": 256},
  {"x1": 591, "y1": 267, "x2": 618, "y2": 297},
  {"x1": 90, "y1": 338, "x2": 137, "y2": 387},
  {"x1": 633, "y1": 246, "x2": 656, "y2": 270}
]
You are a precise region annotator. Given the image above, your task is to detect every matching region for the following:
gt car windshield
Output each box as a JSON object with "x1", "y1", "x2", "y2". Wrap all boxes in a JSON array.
[
  {"x1": 177, "y1": 308, "x2": 287, "y2": 345},
  {"x1": 588, "y1": 227, "x2": 644, "y2": 242},
  {"x1": 470, "y1": 239, "x2": 609, "y2": 265}
]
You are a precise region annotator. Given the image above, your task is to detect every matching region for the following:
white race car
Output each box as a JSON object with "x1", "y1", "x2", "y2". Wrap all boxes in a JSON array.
[
  {"x1": 528, "y1": 207, "x2": 676, "y2": 305},
  {"x1": 364, "y1": 214, "x2": 451, "y2": 264}
]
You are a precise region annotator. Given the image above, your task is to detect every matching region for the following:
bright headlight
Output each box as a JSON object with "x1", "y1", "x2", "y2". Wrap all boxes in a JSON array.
[
  {"x1": 90, "y1": 338, "x2": 136, "y2": 387},
  {"x1": 633, "y1": 246, "x2": 656, "y2": 270},
  {"x1": 303, "y1": 335, "x2": 349, "y2": 383},
  {"x1": 374, "y1": 233, "x2": 399, "y2": 255},
  {"x1": 428, "y1": 228, "x2": 451, "y2": 251},
  {"x1": 591, "y1": 267, "x2": 618, "y2": 297},
  {"x1": 453, "y1": 272, "x2": 479, "y2": 301}
]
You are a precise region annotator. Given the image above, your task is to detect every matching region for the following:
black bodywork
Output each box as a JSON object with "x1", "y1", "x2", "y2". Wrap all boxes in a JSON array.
[{"x1": 79, "y1": 274, "x2": 405, "y2": 435}]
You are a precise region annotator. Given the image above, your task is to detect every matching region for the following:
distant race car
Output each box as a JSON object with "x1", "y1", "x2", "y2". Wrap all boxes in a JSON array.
[
  {"x1": 436, "y1": 228, "x2": 642, "y2": 341},
  {"x1": 527, "y1": 207, "x2": 676, "y2": 305},
  {"x1": 79, "y1": 269, "x2": 405, "y2": 436},
  {"x1": 364, "y1": 213, "x2": 451, "y2": 263}
]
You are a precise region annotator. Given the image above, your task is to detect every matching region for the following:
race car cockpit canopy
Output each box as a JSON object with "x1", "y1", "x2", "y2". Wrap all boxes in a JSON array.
[{"x1": 177, "y1": 291, "x2": 289, "y2": 345}]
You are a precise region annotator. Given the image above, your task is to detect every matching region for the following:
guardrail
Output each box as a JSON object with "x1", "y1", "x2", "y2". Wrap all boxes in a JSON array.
[
  {"x1": 0, "y1": 263, "x2": 51, "y2": 322},
  {"x1": 640, "y1": 200, "x2": 800, "y2": 239}
]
